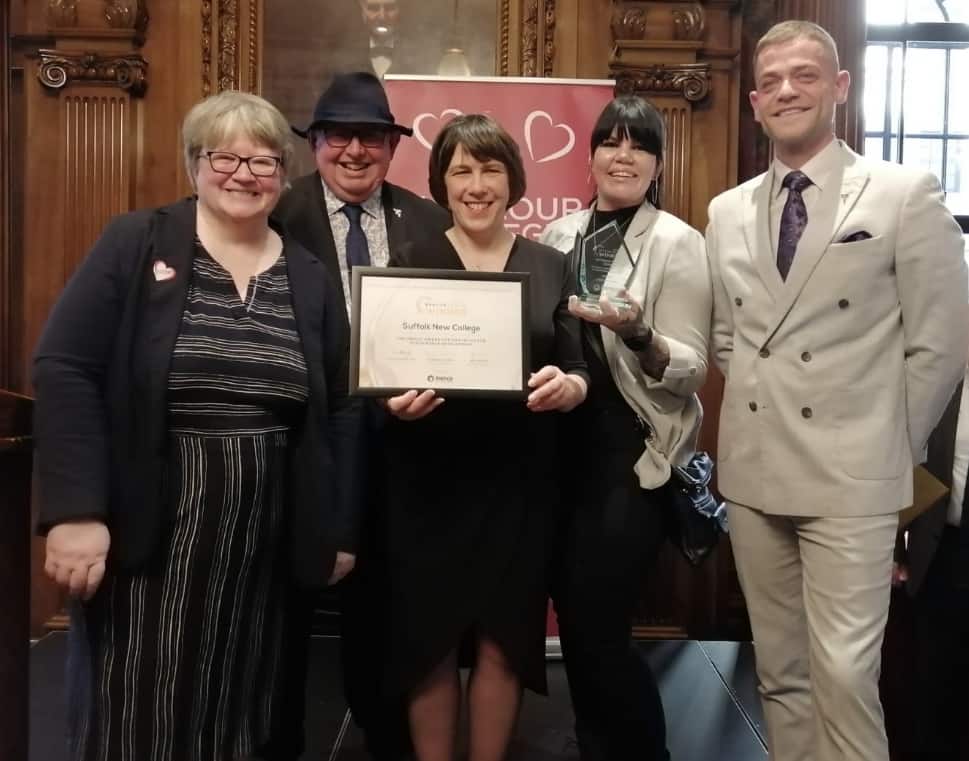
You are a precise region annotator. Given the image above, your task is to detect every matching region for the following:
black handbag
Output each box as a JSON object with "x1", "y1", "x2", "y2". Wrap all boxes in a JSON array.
[{"x1": 663, "y1": 451, "x2": 728, "y2": 566}]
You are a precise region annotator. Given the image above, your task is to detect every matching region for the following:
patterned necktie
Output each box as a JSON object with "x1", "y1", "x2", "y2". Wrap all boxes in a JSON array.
[
  {"x1": 777, "y1": 170, "x2": 812, "y2": 281},
  {"x1": 342, "y1": 204, "x2": 371, "y2": 269}
]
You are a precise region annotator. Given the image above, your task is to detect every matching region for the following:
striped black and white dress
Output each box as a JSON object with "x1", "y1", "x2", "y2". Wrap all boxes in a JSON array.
[{"x1": 71, "y1": 244, "x2": 309, "y2": 761}]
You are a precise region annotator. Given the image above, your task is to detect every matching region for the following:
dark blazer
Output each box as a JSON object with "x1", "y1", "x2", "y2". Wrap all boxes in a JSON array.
[
  {"x1": 32, "y1": 198, "x2": 363, "y2": 590},
  {"x1": 907, "y1": 382, "x2": 963, "y2": 596},
  {"x1": 273, "y1": 172, "x2": 451, "y2": 315}
]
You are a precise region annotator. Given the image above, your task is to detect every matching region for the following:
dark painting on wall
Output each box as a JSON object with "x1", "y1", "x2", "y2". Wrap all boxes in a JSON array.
[{"x1": 263, "y1": 0, "x2": 497, "y2": 177}]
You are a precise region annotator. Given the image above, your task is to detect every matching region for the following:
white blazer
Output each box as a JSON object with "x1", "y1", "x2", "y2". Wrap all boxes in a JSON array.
[
  {"x1": 541, "y1": 203, "x2": 712, "y2": 488},
  {"x1": 707, "y1": 141, "x2": 969, "y2": 516}
]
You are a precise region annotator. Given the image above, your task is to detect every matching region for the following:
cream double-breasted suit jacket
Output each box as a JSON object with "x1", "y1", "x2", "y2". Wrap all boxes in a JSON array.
[{"x1": 707, "y1": 141, "x2": 969, "y2": 517}]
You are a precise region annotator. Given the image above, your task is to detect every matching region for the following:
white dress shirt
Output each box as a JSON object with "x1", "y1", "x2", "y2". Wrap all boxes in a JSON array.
[{"x1": 321, "y1": 180, "x2": 391, "y2": 313}]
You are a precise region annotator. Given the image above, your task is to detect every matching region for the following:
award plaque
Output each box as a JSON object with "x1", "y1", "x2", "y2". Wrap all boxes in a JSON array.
[
  {"x1": 570, "y1": 220, "x2": 638, "y2": 309},
  {"x1": 350, "y1": 267, "x2": 531, "y2": 399}
]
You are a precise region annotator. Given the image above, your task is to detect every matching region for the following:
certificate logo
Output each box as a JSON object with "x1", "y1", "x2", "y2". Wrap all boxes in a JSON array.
[{"x1": 416, "y1": 297, "x2": 466, "y2": 316}]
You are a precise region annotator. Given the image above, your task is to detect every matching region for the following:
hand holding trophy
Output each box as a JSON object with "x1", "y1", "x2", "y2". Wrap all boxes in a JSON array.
[
  {"x1": 569, "y1": 220, "x2": 639, "y2": 310},
  {"x1": 568, "y1": 219, "x2": 646, "y2": 333}
]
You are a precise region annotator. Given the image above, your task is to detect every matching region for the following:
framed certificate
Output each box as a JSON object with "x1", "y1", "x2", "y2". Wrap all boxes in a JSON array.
[{"x1": 350, "y1": 267, "x2": 531, "y2": 398}]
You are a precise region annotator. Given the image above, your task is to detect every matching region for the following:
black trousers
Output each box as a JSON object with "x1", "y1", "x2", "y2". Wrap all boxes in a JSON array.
[
  {"x1": 340, "y1": 536, "x2": 413, "y2": 761},
  {"x1": 552, "y1": 407, "x2": 670, "y2": 761},
  {"x1": 909, "y1": 527, "x2": 969, "y2": 760},
  {"x1": 269, "y1": 404, "x2": 411, "y2": 761}
]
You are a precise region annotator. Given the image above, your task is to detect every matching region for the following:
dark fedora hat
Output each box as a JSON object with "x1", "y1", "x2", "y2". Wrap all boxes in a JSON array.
[{"x1": 292, "y1": 71, "x2": 413, "y2": 138}]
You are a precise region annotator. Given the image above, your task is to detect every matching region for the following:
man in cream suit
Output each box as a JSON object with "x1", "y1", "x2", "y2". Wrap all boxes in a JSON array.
[{"x1": 706, "y1": 20, "x2": 969, "y2": 761}]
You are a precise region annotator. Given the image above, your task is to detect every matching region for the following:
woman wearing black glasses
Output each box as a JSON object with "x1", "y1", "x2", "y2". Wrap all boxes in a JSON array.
[{"x1": 33, "y1": 90, "x2": 362, "y2": 761}]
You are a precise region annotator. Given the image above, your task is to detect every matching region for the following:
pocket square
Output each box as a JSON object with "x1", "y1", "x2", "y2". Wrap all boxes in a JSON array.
[{"x1": 838, "y1": 230, "x2": 872, "y2": 243}]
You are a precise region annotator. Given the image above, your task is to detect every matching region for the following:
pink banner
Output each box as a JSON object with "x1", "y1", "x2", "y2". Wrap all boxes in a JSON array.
[{"x1": 384, "y1": 76, "x2": 615, "y2": 239}]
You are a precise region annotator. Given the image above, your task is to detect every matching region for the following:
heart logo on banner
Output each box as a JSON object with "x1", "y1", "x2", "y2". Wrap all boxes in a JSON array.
[
  {"x1": 524, "y1": 111, "x2": 575, "y2": 164},
  {"x1": 413, "y1": 109, "x2": 464, "y2": 150}
]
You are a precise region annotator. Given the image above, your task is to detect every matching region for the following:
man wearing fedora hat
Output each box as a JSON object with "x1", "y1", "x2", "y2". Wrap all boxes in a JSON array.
[{"x1": 274, "y1": 70, "x2": 449, "y2": 761}]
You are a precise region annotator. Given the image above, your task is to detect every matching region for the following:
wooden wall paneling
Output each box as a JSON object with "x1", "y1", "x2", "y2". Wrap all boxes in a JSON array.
[
  {"x1": 736, "y1": 0, "x2": 774, "y2": 182},
  {"x1": 60, "y1": 88, "x2": 135, "y2": 273},
  {"x1": 545, "y1": 0, "x2": 612, "y2": 78},
  {"x1": 15, "y1": 1, "x2": 148, "y2": 635},
  {"x1": 610, "y1": 38, "x2": 713, "y2": 228},
  {"x1": 657, "y1": 99, "x2": 690, "y2": 221},
  {"x1": 136, "y1": 0, "x2": 206, "y2": 207},
  {"x1": 1, "y1": 0, "x2": 10, "y2": 391},
  {"x1": 606, "y1": 1, "x2": 744, "y2": 638}
]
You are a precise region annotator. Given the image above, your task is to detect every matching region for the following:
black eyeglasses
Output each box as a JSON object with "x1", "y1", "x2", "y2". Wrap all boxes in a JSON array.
[
  {"x1": 202, "y1": 151, "x2": 282, "y2": 177},
  {"x1": 321, "y1": 127, "x2": 390, "y2": 149}
]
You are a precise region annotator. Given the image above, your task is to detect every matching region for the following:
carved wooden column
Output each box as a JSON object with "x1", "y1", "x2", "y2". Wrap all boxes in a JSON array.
[
  {"x1": 22, "y1": 2, "x2": 147, "y2": 377},
  {"x1": 498, "y1": 0, "x2": 558, "y2": 76},
  {"x1": 202, "y1": 0, "x2": 262, "y2": 95},
  {"x1": 17, "y1": 0, "x2": 148, "y2": 634},
  {"x1": 608, "y1": 1, "x2": 741, "y2": 231},
  {"x1": 606, "y1": 1, "x2": 743, "y2": 638}
]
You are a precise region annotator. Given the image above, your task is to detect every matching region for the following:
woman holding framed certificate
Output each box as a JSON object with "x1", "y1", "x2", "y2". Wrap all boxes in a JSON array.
[
  {"x1": 381, "y1": 114, "x2": 589, "y2": 761},
  {"x1": 540, "y1": 95, "x2": 712, "y2": 761}
]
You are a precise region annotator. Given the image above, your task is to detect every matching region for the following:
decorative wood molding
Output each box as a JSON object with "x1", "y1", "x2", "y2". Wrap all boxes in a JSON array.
[
  {"x1": 205, "y1": 0, "x2": 258, "y2": 95},
  {"x1": 218, "y1": 0, "x2": 239, "y2": 92},
  {"x1": 37, "y1": 50, "x2": 148, "y2": 97},
  {"x1": 518, "y1": 0, "x2": 556, "y2": 77},
  {"x1": 247, "y1": 1, "x2": 258, "y2": 93},
  {"x1": 47, "y1": 0, "x2": 78, "y2": 28},
  {"x1": 61, "y1": 91, "x2": 134, "y2": 272},
  {"x1": 499, "y1": 0, "x2": 511, "y2": 75},
  {"x1": 611, "y1": 6, "x2": 647, "y2": 41},
  {"x1": 103, "y1": 0, "x2": 149, "y2": 43},
  {"x1": 542, "y1": 0, "x2": 555, "y2": 76},
  {"x1": 202, "y1": 1, "x2": 213, "y2": 96},
  {"x1": 673, "y1": 3, "x2": 706, "y2": 41},
  {"x1": 614, "y1": 63, "x2": 711, "y2": 102},
  {"x1": 660, "y1": 104, "x2": 690, "y2": 220},
  {"x1": 522, "y1": 0, "x2": 539, "y2": 76}
]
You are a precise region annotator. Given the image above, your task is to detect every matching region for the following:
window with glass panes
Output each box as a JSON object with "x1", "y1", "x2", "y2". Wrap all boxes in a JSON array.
[{"x1": 865, "y1": 0, "x2": 969, "y2": 229}]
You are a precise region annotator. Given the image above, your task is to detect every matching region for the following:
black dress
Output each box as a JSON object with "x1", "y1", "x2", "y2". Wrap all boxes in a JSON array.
[
  {"x1": 70, "y1": 246, "x2": 309, "y2": 761},
  {"x1": 383, "y1": 234, "x2": 587, "y2": 697}
]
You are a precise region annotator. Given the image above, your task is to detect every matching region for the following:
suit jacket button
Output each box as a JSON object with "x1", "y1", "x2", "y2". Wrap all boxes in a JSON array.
[
  {"x1": 749, "y1": 401, "x2": 758, "y2": 412},
  {"x1": 838, "y1": 298, "x2": 850, "y2": 309},
  {"x1": 801, "y1": 351, "x2": 812, "y2": 362},
  {"x1": 759, "y1": 348, "x2": 770, "y2": 358},
  {"x1": 801, "y1": 407, "x2": 813, "y2": 419},
  {"x1": 735, "y1": 297, "x2": 743, "y2": 306}
]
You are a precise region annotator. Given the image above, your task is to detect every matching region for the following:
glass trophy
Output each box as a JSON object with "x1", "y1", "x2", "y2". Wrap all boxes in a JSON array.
[{"x1": 569, "y1": 220, "x2": 638, "y2": 310}]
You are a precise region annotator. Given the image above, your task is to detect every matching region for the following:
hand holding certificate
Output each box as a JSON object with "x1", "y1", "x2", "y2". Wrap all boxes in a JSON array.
[{"x1": 350, "y1": 267, "x2": 531, "y2": 398}]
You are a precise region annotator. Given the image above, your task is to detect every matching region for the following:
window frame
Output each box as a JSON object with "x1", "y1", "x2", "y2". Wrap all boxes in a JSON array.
[{"x1": 865, "y1": 19, "x2": 969, "y2": 232}]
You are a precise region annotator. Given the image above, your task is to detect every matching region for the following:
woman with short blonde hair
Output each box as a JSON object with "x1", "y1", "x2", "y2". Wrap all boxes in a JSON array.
[{"x1": 34, "y1": 90, "x2": 361, "y2": 761}]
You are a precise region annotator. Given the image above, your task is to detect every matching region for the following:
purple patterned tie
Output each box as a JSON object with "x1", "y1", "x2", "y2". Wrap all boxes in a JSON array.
[{"x1": 777, "y1": 171, "x2": 812, "y2": 280}]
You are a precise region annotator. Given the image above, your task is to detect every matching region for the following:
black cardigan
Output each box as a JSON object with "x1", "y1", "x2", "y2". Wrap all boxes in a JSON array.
[{"x1": 32, "y1": 198, "x2": 363, "y2": 589}]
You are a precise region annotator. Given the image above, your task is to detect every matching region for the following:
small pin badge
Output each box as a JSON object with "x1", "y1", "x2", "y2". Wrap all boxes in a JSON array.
[
  {"x1": 153, "y1": 260, "x2": 176, "y2": 282},
  {"x1": 393, "y1": 207, "x2": 402, "y2": 218}
]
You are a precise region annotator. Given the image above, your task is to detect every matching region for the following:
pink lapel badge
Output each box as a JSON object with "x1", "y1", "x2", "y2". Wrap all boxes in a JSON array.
[{"x1": 153, "y1": 260, "x2": 176, "y2": 282}]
